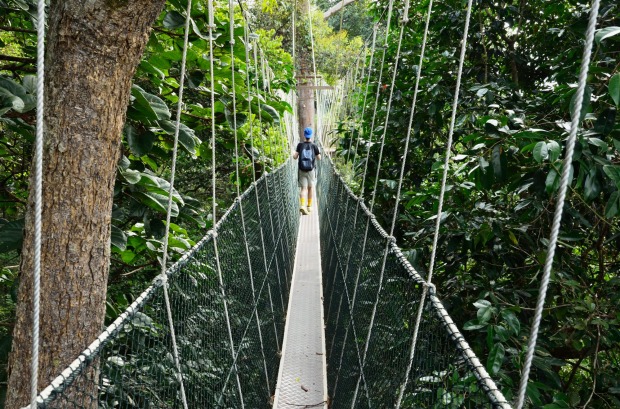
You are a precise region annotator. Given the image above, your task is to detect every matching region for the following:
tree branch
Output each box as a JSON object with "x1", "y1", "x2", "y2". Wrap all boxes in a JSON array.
[
  {"x1": 0, "y1": 25, "x2": 36, "y2": 34},
  {"x1": 323, "y1": 0, "x2": 358, "y2": 20},
  {"x1": 0, "y1": 54, "x2": 35, "y2": 64}
]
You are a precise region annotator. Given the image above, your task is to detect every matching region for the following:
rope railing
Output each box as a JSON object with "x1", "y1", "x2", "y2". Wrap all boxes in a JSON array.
[
  {"x1": 318, "y1": 155, "x2": 511, "y2": 408},
  {"x1": 23, "y1": 160, "x2": 299, "y2": 408}
]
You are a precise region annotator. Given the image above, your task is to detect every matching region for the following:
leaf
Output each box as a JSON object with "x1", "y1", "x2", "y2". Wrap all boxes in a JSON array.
[
  {"x1": 584, "y1": 167, "x2": 601, "y2": 201},
  {"x1": 546, "y1": 140, "x2": 561, "y2": 162},
  {"x1": 487, "y1": 343, "x2": 505, "y2": 375},
  {"x1": 595, "y1": 26, "x2": 620, "y2": 44},
  {"x1": 0, "y1": 87, "x2": 25, "y2": 112},
  {"x1": 111, "y1": 225, "x2": 127, "y2": 251},
  {"x1": 588, "y1": 137, "x2": 608, "y2": 151},
  {"x1": 533, "y1": 141, "x2": 548, "y2": 163},
  {"x1": 545, "y1": 169, "x2": 559, "y2": 194},
  {"x1": 603, "y1": 165, "x2": 620, "y2": 185},
  {"x1": 0, "y1": 218, "x2": 24, "y2": 253},
  {"x1": 163, "y1": 11, "x2": 186, "y2": 29},
  {"x1": 134, "y1": 191, "x2": 179, "y2": 217},
  {"x1": 463, "y1": 319, "x2": 487, "y2": 330},
  {"x1": 22, "y1": 75, "x2": 37, "y2": 94},
  {"x1": 501, "y1": 310, "x2": 520, "y2": 335},
  {"x1": 610, "y1": 74, "x2": 620, "y2": 107},
  {"x1": 605, "y1": 191, "x2": 620, "y2": 219},
  {"x1": 125, "y1": 125, "x2": 156, "y2": 157},
  {"x1": 158, "y1": 120, "x2": 199, "y2": 154},
  {"x1": 119, "y1": 168, "x2": 141, "y2": 184},
  {"x1": 131, "y1": 85, "x2": 171, "y2": 121},
  {"x1": 260, "y1": 103, "x2": 280, "y2": 123}
]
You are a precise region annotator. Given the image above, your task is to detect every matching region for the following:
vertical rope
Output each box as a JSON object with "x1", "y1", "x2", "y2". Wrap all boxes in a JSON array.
[
  {"x1": 391, "y1": 0, "x2": 435, "y2": 406},
  {"x1": 229, "y1": 0, "x2": 271, "y2": 396},
  {"x1": 515, "y1": 1, "x2": 600, "y2": 407},
  {"x1": 397, "y1": 1, "x2": 474, "y2": 406},
  {"x1": 30, "y1": 0, "x2": 46, "y2": 406},
  {"x1": 156, "y1": 1, "x2": 195, "y2": 407},
  {"x1": 207, "y1": 0, "x2": 245, "y2": 405}
]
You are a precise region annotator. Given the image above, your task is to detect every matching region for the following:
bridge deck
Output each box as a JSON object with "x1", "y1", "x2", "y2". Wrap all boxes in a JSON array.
[{"x1": 273, "y1": 204, "x2": 327, "y2": 409}]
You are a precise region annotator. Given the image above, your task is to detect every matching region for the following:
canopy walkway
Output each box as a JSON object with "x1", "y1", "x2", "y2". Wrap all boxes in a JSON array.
[{"x1": 16, "y1": 0, "x2": 604, "y2": 406}]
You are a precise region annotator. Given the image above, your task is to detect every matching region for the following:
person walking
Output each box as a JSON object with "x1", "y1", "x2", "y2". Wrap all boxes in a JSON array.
[{"x1": 293, "y1": 127, "x2": 321, "y2": 215}]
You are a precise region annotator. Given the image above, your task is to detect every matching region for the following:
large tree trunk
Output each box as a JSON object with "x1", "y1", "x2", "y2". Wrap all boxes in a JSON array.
[{"x1": 6, "y1": 1, "x2": 165, "y2": 407}]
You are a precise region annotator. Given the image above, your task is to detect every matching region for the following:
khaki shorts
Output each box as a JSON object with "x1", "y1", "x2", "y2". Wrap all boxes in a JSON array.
[{"x1": 298, "y1": 169, "x2": 316, "y2": 188}]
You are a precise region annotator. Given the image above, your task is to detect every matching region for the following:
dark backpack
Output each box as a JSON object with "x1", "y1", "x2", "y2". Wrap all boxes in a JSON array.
[{"x1": 299, "y1": 143, "x2": 315, "y2": 171}]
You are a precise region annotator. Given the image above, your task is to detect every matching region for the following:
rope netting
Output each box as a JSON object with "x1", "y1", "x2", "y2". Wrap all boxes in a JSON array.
[
  {"x1": 317, "y1": 157, "x2": 510, "y2": 408},
  {"x1": 27, "y1": 162, "x2": 299, "y2": 408}
]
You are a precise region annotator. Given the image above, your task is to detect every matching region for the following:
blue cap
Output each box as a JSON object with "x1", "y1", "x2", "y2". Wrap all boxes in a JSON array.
[{"x1": 304, "y1": 127, "x2": 313, "y2": 139}]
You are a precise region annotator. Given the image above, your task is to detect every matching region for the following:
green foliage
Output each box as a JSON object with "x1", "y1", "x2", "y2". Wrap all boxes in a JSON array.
[{"x1": 336, "y1": 0, "x2": 620, "y2": 406}]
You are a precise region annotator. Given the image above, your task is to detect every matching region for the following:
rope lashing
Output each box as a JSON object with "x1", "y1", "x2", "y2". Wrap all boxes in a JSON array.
[
  {"x1": 515, "y1": 0, "x2": 601, "y2": 407},
  {"x1": 30, "y1": 0, "x2": 46, "y2": 406},
  {"x1": 156, "y1": 1, "x2": 195, "y2": 407}
]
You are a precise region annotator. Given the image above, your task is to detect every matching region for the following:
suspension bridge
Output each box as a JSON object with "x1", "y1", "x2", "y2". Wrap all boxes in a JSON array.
[{"x1": 11, "y1": 0, "x2": 604, "y2": 407}]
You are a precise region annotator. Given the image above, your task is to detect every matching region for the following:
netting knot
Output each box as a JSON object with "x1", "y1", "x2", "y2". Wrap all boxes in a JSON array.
[
  {"x1": 427, "y1": 282, "x2": 436, "y2": 294},
  {"x1": 153, "y1": 274, "x2": 168, "y2": 287},
  {"x1": 209, "y1": 229, "x2": 218, "y2": 239},
  {"x1": 386, "y1": 235, "x2": 396, "y2": 243}
]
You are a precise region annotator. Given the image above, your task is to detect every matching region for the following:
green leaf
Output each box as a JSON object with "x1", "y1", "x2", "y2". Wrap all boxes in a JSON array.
[
  {"x1": 595, "y1": 26, "x2": 620, "y2": 44},
  {"x1": 131, "y1": 85, "x2": 171, "y2": 121},
  {"x1": 134, "y1": 191, "x2": 179, "y2": 217},
  {"x1": 603, "y1": 165, "x2": 620, "y2": 185},
  {"x1": 588, "y1": 137, "x2": 608, "y2": 151},
  {"x1": 605, "y1": 191, "x2": 620, "y2": 219},
  {"x1": 463, "y1": 319, "x2": 487, "y2": 330},
  {"x1": 0, "y1": 218, "x2": 24, "y2": 253},
  {"x1": 0, "y1": 87, "x2": 25, "y2": 112},
  {"x1": 584, "y1": 168, "x2": 601, "y2": 201},
  {"x1": 22, "y1": 75, "x2": 37, "y2": 94},
  {"x1": 119, "y1": 168, "x2": 141, "y2": 184},
  {"x1": 610, "y1": 74, "x2": 620, "y2": 107},
  {"x1": 163, "y1": 11, "x2": 186, "y2": 29},
  {"x1": 158, "y1": 120, "x2": 199, "y2": 154},
  {"x1": 111, "y1": 225, "x2": 127, "y2": 251},
  {"x1": 487, "y1": 343, "x2": 505, "y2": 375},
  {"x1": 546, "y1": 140, "x2": 561, "y2": 162},
  {"x1": 125, "y1": 125, "x2": 156, "y2": 157},
  {"x1": 260, "y1": 103, "x2": 280, "y2": 124},
  {"x1": 501, "y1": 310, "x2": 520, "y2": 335},
  {"x1": 533, "y1": 141, "x2": 548, "y2": 163},
  {"x1": 545, "y1": 169, "x2": 559, "y2": 194}
]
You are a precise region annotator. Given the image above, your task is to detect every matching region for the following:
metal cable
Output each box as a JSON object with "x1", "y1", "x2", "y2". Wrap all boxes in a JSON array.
[
  {"x1": 30, "y1": 0, "x2": 45, "y2": 406},
  {"x1": 515, "y1": 0, "x2": 600, "y2": 407}
]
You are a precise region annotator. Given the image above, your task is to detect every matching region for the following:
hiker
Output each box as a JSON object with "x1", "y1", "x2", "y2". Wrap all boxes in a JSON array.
[{"x1": 293, "y1": 127, "x2": 321, "y2": 215}]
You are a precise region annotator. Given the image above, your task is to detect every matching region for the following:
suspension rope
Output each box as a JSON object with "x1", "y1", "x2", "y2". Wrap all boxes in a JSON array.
[
  {"x1": 207, "y1": 0, "x2": 245, "y2": 405},
  {"x1": 515, "y1": 1, "x2": 600, "y2": 407},
  {"x1": 352, "y1": 4, "x2": 405, "y2": 405},
  {"x1": 391, "y1": 0, "x2": 434, "y2": 405},
  {"x1": 229, "y1": 0, "x2": 271, "y2": 396},
  {"x1": 156, "y1": 1, "x2": 195, "y2": 407},
  {"x1": 30, "y1": 0, "x2": 45, "y2": 406}
]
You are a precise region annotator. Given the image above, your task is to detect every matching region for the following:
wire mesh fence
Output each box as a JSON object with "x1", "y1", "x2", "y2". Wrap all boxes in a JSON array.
[
  {"x1": 30, "y1": 161, "x2": 299, "y2": 409},
  {"x1": 317, "y1": 156, "x2": 511, "y2": 409}
]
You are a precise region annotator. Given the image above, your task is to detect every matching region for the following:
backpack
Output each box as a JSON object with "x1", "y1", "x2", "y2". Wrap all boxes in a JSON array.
[{"x1": 299, "y1": 143, "x2": 315, "y2": 171}]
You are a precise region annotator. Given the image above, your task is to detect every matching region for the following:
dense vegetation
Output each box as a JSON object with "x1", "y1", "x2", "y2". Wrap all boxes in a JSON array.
[{"x1": 334, "y1": 0, "x2": 620, "y2": 407}]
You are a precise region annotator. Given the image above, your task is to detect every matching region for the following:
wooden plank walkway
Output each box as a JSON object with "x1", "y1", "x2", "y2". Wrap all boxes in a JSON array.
[{"x1": 272, "y1": 203, "x2": 328, "y2": 409}]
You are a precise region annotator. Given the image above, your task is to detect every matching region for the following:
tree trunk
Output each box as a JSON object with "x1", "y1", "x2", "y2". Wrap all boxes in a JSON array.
[{"x1": 5, "y1": 1, "x2": 165, "y2": 408}]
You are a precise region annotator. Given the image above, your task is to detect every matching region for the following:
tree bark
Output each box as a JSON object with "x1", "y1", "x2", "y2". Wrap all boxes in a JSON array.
[{"x1": 5, "y1": 1, "x2": 165, "y2": 408}]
